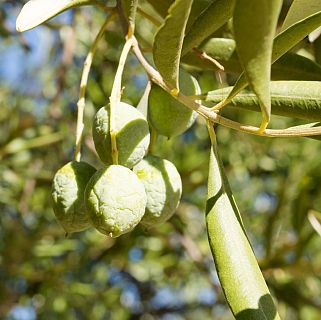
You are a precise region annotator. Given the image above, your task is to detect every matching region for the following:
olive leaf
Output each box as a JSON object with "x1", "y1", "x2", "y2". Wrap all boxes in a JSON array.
[
  {"x1": 16, "y1": 0, "x2": 99, "y2": 32},
  {"x1": 314, "y1": 34, "x2": 321, "y2": 64},
  {"x1": 206, "y1": 81, "x2": 321, "y2": 121},
  {"x1": 182, "y1": 38, "x2": 321, "y2": 81},
  {"x1": 136, "y1": 81, "x2": 151, "y2": 118},
  {"x1": 185, "y1": 0, "x2": 213, "y2": 33},
  {"x1": 121, "y1": 0, "x2": 138, "y2": 35},
  {"x1": 147, "y1": 0, "x2": 214, "y2": 35},
  {"x1": 145, "y1": 0, "x2": 173, "y2": 18},
  {"x1": 182, "y1": 0, "x2": 235, "y2": 56},
  {"x1": 233, "y1": 0, "x2": 282, "y2": 131},
  {"x1": 153, "y1": 0, "x2": 193, "y2": 89},
  {"x1": 222, "y1": 10, "x2": 321, "y2": 108},
  {"x1": 282, "y1": 0, "x2": 321, "y2": 31},
  {"x1": 206, "y1": 135, "x2": 280, "y2": 319}
]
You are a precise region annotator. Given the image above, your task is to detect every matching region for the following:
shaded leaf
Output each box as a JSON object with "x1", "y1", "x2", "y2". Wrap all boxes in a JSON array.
[
  {"x1": 182, "y1": 38, "x2": 321, "y2": 81},
  {"x1": 16, "y1": 0, "x2": 98, "y2": 32},
  {"x1": 233, "y1": 0, "x2": 282, "y2": 130},
  {"x1": 223, "y1": 10, "x2": 321, "y2": 108},
  {"x1": 206, "y1": 81, "x2": 321, "y2": 121},
  {"x1": 121, "y1": 0, "x2": 138, "y2": 35},
  {"x1": 282, "y1": 0, "x2": 321, "y2": 31},
  {"x1": 145, "y1": 0, "x2": 173, "y2": 18},
  {"x1": 153, "y1": 0, "x2": 193, "y2": 88},
  {"x1": 182, "y1": 0, "x2": 235, "y2": 56}
]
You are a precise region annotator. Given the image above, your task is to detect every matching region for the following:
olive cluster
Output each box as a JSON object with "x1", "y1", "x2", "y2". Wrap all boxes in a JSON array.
[{"x1": 52, "y1": 71, "x2": 199, "y2": 237}]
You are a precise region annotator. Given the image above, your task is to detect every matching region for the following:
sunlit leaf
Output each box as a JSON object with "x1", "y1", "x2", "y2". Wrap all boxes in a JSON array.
[
  {"x1": 206, "y1": 136, "x2": 280, "y2": 319},
  {"x1": 16, "y1": 0, "x2": 98, "y2": 32},
  {"x1": 153, "y1": 0, "x2": 193, "y2": 88},
  {"x1": 233, "y1": 0, "x2": 282, "y2": 131}
]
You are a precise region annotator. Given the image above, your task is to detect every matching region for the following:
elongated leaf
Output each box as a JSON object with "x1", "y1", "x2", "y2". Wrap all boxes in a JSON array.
[
  {"x1": 147, "y1": 0, "x2": 212, "y2": 32},
  {"x1": 223, "y1": 10, "x2": 321, "y2": 107},
  {"x1": 206, "y1": 81, "x2": 321, "y2": 121},
  {"x1": 153, "y1": 0, "x2": 193, "y2": 88},
  {"x1": 121, "y1": 0, "x2": 138, "y2": 35},
  {"x1": 314, "y1": 34, "x2": 321, "y2": 64},
  {"x1": 206, "y1": 138, "x2": 280, "y2": 319},
  {"x1": 185, "y1": 0, "x2": 213, "y2": 32},
  {"x1": 145, "y1": 0, "x2": 173, "y2": 18},
  {"x1": 182, "y1": 0, "x2": 235, "y2": 56},
  {"x1": 233, "y1": 0, "x2": 282, "y2": 130},
  {"x1": 182, "y1": 38, "x2": 321, "y2": 81},
  {"x1": 16, "y1": 0, "x2": 98, "y2": 32},
  {"x1": 136, "y1": 81, "x2": 151, "y2": 118},
  {"x1": 282, "y1": 0, "x2": 321, "y2": 31}
]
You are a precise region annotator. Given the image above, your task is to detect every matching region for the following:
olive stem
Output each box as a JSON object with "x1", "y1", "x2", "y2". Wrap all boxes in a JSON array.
[
  {"x1": 207, "y1": 120, "x2": 216, "y2": 145},
  {"x1": 148, "y1": 127, "x2": 157, "y2": 154},
  {"x1": 74, "y1": 14, "x2": 115, "y2": 162},
  {"x1": 131, "y1": 36, "x2": 321, "y2": 138},
  {"x1": 109, "y1": 36, "x2": 134, "y2": 165}
]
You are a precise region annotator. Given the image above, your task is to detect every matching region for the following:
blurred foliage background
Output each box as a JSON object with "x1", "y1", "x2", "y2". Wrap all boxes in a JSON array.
[{"x1": 0, "y1": 1, "x2": 321, "y2": 319}]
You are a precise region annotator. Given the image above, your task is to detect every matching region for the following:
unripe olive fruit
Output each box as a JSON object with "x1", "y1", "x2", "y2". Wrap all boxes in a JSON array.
[
  {"x1": 85, "y1": 165, "x2": 147, "y2": 237},
  {"x1": 93, "y1": 102, "x2": 150, "y2": 168},
  {"x1": 51, "y1": 161, "x2": 96, "y2": 233},
  {"x1": 133, "y1": 155, "x2": 182, "y2": 227},
  {"x1": 148, "y1": 70, "x2": 200, "y2": 138}
]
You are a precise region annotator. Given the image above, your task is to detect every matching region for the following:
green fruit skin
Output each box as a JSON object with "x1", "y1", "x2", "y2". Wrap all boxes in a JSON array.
[
  {"x1": 85, "y1": 165, "x2": 147, "y2": 237},
  {"x1": 148, "y1": 70, "x2": 200, "y2": 138},
  {"x1": 133, "y1": 155, "x2": 182, "y2": 227},
  {"x1": 93, "y1": 102, "x2": 150, "y2": 169},
  {"x1": 52, "y1": 161, "x2": 96, "y2": 233}
]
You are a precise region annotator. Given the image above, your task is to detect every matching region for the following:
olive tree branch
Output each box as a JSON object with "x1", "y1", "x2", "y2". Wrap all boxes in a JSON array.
[
  {"x1": 131, "y1": 36, "x2": 321, "y2": 138},
  {"x1": 74, "y1": 14, "x2": 115, "y2": 162}
]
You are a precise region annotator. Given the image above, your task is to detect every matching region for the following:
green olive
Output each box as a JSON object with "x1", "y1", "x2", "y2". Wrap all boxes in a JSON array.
[
  {"x1": 52, "y1": 161, "x2": 96, "y2": 233},
  {"x1": 148, "y1": 70, "x2": 200, "y2": 138},
  {"x1": 93, "y1": 102, "x2": 150, "y2": 168},
  {"x1": 133, "y1": 155, "x2": 182, "y2": 227},
  {"x1": 85, "y1": 164, "x2": 147, "y2": 237}
]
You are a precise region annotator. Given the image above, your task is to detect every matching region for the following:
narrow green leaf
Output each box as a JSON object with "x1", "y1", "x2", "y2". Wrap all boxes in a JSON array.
[
  {"x1": 313, "y1": 34, "x2": 321, "y2": 65},
  {"x1": 182, "y1": 0, "x2": 235, "y2": 56},
  {"x1": 136, "y1": 81, "x2": 151, "y2": 118},
  {"x1": 206, "y1": 138, "x2": 280, "y2": 319},
  {"x1": 0, "y1": 132, "x2": 64, "y2": 156},
  {"x1": 233, "y1": 0, "x2": 282, "y2": 131},
  {"x1": 153, "y1": 0, "x2": 193, "y2": 88},
  {"x1": 182, "y1": 38, "x2": 321, "y2": 81},
  {"x1": 16, "y1": 0, "x2": 99, "y2": 32},
  {"x1": 206, "y1": 81, "x2": 321, "y2": 121},
  {"x1": 223, "y1": 10, "x2": 321, "y2": 108},
  {"x1": 145, "y1": 0, "x2": 173, "y2": 18},
  {"x1": 121, "y1": 0, "x2": 138, "y2": 35},
  {"x1": 185, "y1": 0, "x2": 213, "y2": 32},
  {"x1": 282, "y1": 0, "x2": 321, "y2": 31}
]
